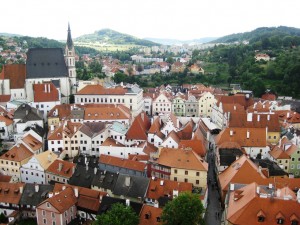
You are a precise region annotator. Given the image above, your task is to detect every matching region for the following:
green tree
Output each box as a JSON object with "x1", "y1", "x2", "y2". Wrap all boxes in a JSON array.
[
  {"x1": 166, "y1": 57, "x2": 175, "y2": 64},
  {"x1": 161, "y1": 192, "x2": 205, "y2": 225},
  {"x1": 93, "y1": 203, "x2": 139, "y2": 225}
]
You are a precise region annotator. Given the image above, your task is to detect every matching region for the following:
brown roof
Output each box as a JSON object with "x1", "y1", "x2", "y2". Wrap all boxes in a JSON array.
[
  {"x1": 46, "y1": 159, "x2": 75, "y2": 178},
  {"x1": 228, "y1": 112, "x2": 280, "y2": 132},
  {"x1": 0, "y1": 144, "x2": 33, "y2": 162},
  {"x1": 216, "y1": 95, "x2": 254, "y2": 109},
  {"x1": 126, "y1": 112, "x2": 150, "y2": 140},
  {"x1": 0, "y1": 64, "x2": 26, "y2": 89},
  {"x1": 146, "y1": 178, "x2": 192, "y2": 200},
  {"x1": 157, "y1": 148, "x2": 208, "y2": 171},
  {"x1": 143, "y1": 142, "x2": 158, "y2": 155},
  {"x1": 0, "y1": 95, "x2": 11, "y2": 103},
  {"x1": 261, "y1": 93, "x2": 277, "y2": 101},
  {"x1": 222, "y1": 103, "x2": 245, "y2": 114},
  {"x1": 0, "y1": 115, "x2": 13, "y2": 126},
  {"x1": 40, "y1": 187, "x2": 77, "y2": 213},
  {"x1": 53, "y1": 183, "x2": 106, "y2": 213},
  {"x1": 163, "y1": 130, "x2": 180, "y2": 144},
  {"x1": 179, "y1": 139, "x2": 206, "y2": 157},
  {"x1": 47, "y1": 125, "x2": 63, "y2": 140},
  {"x1": 148, "y1": 117, "x2": 162, "y2": 134},
  {"x1": 0, "y1": 182, "x2": 25, "y2": 204},
  {"x1": 63, "y1": 121, "x2": 82, "y2": 138},
  {"x1": 269, "y1": 146, "x2": 290, "y2": 159},
  {"x1": 99, "y1": 155, "x2": 146, "y2": 172},
  {"x1": 177, "y1": 119, "x2": 194, "y2": 140},
  {"x1": 215, "y1": 127, "x2": 267, "y2": 147},
  {"x1": 227, "y1": 182, "x2": 300, "y2": 225},
  {"x1": 101, "y1": 137, "x2": 125, "y2": 147},
  {"x1": 76, "y1": 85, "x2": 127, "y2": 95},
  {"x1": 48, "y1": 104, "x2": 74, "y2": 119},
  {"x1": 22, "y1": 134, "x2": 42, "y2": 152},
  {"x1": 33, "y1": 82, "x2": 59, "y2": 102},
  {"x1": 0, "y1": 175, "x2": 12, "y2": 182},
  {"x1": 139, "y1": 205, "x2": 163, "y2": 225}
]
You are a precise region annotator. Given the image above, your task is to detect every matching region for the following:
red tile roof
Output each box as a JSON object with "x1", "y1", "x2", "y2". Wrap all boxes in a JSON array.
[
  {"x1": 261, "y1": 93, "x2": 277, "y2": 101},
  {"x1": 46, "y1": 159, "x2": 75, "y2": 178},
  {"x1": 33, "y1": 82, "x2": 59, "y2": 102},
  {"x1": 0, "y1": 182, "x2": 25, "y2": 204},
  {"x1": 77, "y1": 85, "x2": 127, "y2": 95},
  {"x1": 177, "y1": 119, "x2": 194, "y2": 140},
  {"x1": 84, "y1": 105, "x2": 130, "y2": 120},
  {"x1": 216, "y1": 95, "x2": 254, "y2": 109},
  {"x1": 139, "y1": 205, "x2": 163, "y2": 225},
  {"x1": 0, "y1": 64, "x2": 26, "y2": 89},
  {"x1": 0, "y1": 95, "x2": 11, "y2": 102},
  {"x1": 146, "y1": 178, "x2": 192, "y2": 200},
  {"x1": 179, "y1": 139, "x2": 206, "y2": 157},
  {"x1": 99, "y1": 155, "x2": 146, "y2": 172},
  {"x1": 126, "y1": 112, "x2": 150, "y2": 140},
  {"x1": 0, "y1": 115, "x2": 13, "y2": 126},
  {"x1": 47, "y1": 125, "x2": 63, "y2": 140},
  {"x1": 22, "y1": 134, "x2": 42, "y2": 152},
  {"x1": 0, "y1": 144, "x2": 33, "y2": 162}
]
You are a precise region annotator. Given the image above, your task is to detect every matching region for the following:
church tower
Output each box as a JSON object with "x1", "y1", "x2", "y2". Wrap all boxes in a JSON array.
[{"x1": 65, "y1": 23, "x2": 77, "y2": 94}]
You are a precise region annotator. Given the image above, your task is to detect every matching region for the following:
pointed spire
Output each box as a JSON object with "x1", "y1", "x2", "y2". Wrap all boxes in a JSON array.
[{"x1": 67, "y1": 22, "x2": 73, "y2": 49}]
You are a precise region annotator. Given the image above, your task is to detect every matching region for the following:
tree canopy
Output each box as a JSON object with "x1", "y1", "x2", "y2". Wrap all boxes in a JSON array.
[
  {"x1": 93, "y1": 203, "x2": 139, "y2": 225},
  {"x1": 161, "y1": 192, "x2": 205, "y2": 225}
]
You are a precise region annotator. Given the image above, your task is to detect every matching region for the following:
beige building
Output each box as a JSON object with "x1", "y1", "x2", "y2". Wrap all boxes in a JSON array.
[
  {"x1": 0, "y1": 144, "x2": 33, "y2": 182},
  {"x1": 198, "y1": 92, "x2": 217, "y2": 117},
  {"x1": 151, "y1": 148, "x2": 208, "y2": 188}
]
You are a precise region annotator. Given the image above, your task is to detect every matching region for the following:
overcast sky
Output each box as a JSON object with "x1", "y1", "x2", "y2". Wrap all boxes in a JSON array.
[{"x1": 1, "y1": 0, "x2": 299, "y2": 41}]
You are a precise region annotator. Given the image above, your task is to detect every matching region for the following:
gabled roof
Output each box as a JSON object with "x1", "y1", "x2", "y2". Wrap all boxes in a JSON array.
[
  {"x1": 215, "y1": 127, "x2": 267, "y2": 147},
  {"x1": 0, "y1": 95, "x2": 11, "y2": 103},
  {"x1": 84, "y1": 105, "x2": 130, "y2": 121},
  {"x1": 0, "y1": 64, "x2": 26, "y2": 89},
  {"x1": 14, "y1": 104, "x2": 42, "y2": 121},
  {"x1": 146, "y1": 178, "x2": 192, "y2": 200},
  {"x1": 148, "y1": 117, "x2": 162, "y2": 134},
  {"x1": 35, "y1": 151, "x2": 58, "y2": 170},
  {"x1": 91, "y1": 171, "x2": 119, "y2": 190},
  {"x1": 126, "y1": 112, "x2": 150, "y2": 140},
  {"x1": 0, "y1": 115, "x2": 13, "y2": 126},
  {"x1": 33, "y1": 82, "x2": 59, "y2": 102},
  {"x1": 99, "y1": 155, "x2": 146, "y2": 172},
  {"x1": 216, "y1": 95, "x2": 254, "y2": 109},
  {"x1": 47, "y1": 125, "x2": 63, "y2": 140},
  {"x1": 157, "y1": 148, "x2": 208, "y2": 171},
  {"x1": 269, "y1": 146, "x2": 290, "y2": 160},
  {"x1": 101, "y1": 137, "x2": 125, "y2": 147},
  {"x1": 63, "y1": 121, "x2": 82, "y2": 138},
  {"x1": 22, "y1": 134, "x2": 42, "y2": 152},
  {"x1": 79, "y1": 122, "x2": 106, "y2": 138},
  {"x1": 26, "y1": 48, "x2": 68, "y2": 79},
  {"x1": 46, "y1": 159, "x2": 75, "y2": 178},
  {"x1": 177, "y1": 119, "x2": 195, "y2": 140},
  {"x1": 68, "y1": 165, "x2": 97, "y2": 188},
  {"x1": 38, "y1": 187, "x2": 77, "y2": 213},
  {"x1": 0, "y1": 144, "x2": 33, "y2": 162},
  {"x1": 0, "y1": 182, "x2": 25, "y2": 204},
  {"x1": 163, "y1": 130, "x2": 180, "y2": 144},
  {"x1": 227, "y1": 182, "x2": 300, "y2": 225},
  {"x1": 76, "y1": 85, "x2": 127, "y2": 95}
]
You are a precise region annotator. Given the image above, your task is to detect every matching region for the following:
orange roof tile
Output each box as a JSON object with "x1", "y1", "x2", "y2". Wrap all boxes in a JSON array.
[
  {"x1": 227, "y1": 182, "x2": 300, "y2": 225},
  {"x1": 163, "y1": 130, "x2": 180, "y2": 144},
  {"x1": 269, "y1": 146, "x2": 290, "y2": 160},
  {"x1": 215, "y1": 127, "x2": 267, "y2": 147},
  {"x1": 33, "y1": 82, "x2": 59, "y2": 102},
  {"x1": 179, "y1": 139, "x2": 206, "y2": 157},
  {"x1": 157, "y1": 148, "x2": 208, "y2": 171},
  {"x1": 101, "y1": 137, "x2": 125, "y2": 147},
  {"x1": 0, "y1": 95, "x2": 11, "y2": 102},
  {"x1": 47, "y1": 125, "x2": 63, "y2": 140},
  {"x1": 84, "y1": 105, "x2": 130, "y2": 120},
  {"x1": 46, "y1": 159, "x2": 75, "y2": 178},
  {"x1": 76, "y1": 85, "x2": 127, "y2": 95},
  {"x1": 0, "y1": 115, "x2": 13, "y2": 126},
  {"x1": 261, "y1": 93, "x2": 276, "y2": 101},
  {"x1": 148, "y1": 117, "x2": 162, "y2": 134},
  {"x1": 22, "y1": 134, "x2": 42, "y2": 152},
  {"x1": 99, "y1": 155, "x2": 146, "y2": 172},
  {"x1": 177, "y1": 120, "x2": 194, "y2": 140},
  {"x1": 139, "y1": 205, "x2": 163, "y2": 225},
  {"x1": 0, "y1": 144, "x2": 33, "y2": 162},
  {"x1": 0, "y1": 64, "x2": 26, "y2": 89},
  {"x1": 0, "y1": 182, "x2": 25, "y2": 204},
  {"x1": 40, "y1": 187, "x2": 77, "y2": 213},
  {"x1": 216, "y1": 95, "x2": 254, "y2": 109},
  {"x1": 126, "y1": 112, "x2": 150, "y2": 140},
  {"x1": 146, "y1": 178, "x2": 192, "y2": 200}
]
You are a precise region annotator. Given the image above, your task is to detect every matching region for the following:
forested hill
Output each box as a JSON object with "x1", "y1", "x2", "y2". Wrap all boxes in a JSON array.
[
  {"x1": 211, "y1": 26, "x2": 300, "y2": 44},
  {"x1": 75, "y1": 28, "x2": 159, "y2": 47},
  {"x1": 7, "y1": 36, "x2": 100, "y2": 56}
]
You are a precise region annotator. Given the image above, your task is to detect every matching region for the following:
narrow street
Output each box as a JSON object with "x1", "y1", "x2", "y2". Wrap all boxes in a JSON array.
[{"x1": 205, "y1": 144, "x2": 223, "y2": 225}]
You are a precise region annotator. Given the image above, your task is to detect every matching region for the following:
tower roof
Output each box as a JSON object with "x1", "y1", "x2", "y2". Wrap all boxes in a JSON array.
[{"x1": 67, "y1": 23, "x2": 73, "y2": 49}]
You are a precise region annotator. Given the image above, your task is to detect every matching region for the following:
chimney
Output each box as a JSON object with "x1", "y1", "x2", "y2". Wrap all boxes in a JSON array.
[
  {"x1": 35, "y1": 184, "x2": 39, "y2": 192},
  {"x1": 257, "y1": 166, "x2": 262, "y2": 173},
  {"x1": 233, "y1": 105, "x2": 236, "y2": 111},
  {"x1": 287, "y1": 112, "x2": 290, "y2": 118},
  {"x1": 94, "y1": 167, "x2": 97, "y2": 175},
  {"x1": 256, "y1": 186, "x2": 260, "y2": 194},
  {"x1": 126, "y1": 199, "x2": 130, "y2": 206},
  {"x1": 72, "y1": 166, "x2": 75, "y2": 174},
  {"x1": 247, "y1": 113, "x2": 253, "y2": 122},
  {"x1": 141, "y1": 112, "x2": 144, "y2": 122},
  {"x1": 268, "y1": 183, "x2": 273, "y2": 189},
  {"x1": 19, "y1": 186, "x2": 23, "y2": 194},
  {"x1": 154, "y1": 200, "x2": 159, "y2": 208},
  {"x1": 160, "y1": 180, "x2": 164, "y2": 186},
  {"x1": 246, "y1": 130, "x2": 250, "y2": 139},
  {"x1": 230, "y1": 130, "x2": 233, "y2": 136},
  {"x1": 58, "y1": 162, "x2": 63, "y2": 171},
  {"x1": 62, "y1": 186, "x2": 66, "y2": 190},
  {"x1": 297, "y1": 189, "x2": 300, "y2": 203},
  {"x1": 125, "y1": 176, "x2": 131, "y2": 187},
  {"x1": 277, "y1": 189, "x2": 281, "y2": 197},
  {"x1": 267, "y1": 114, "x2": 270, "y2": 121},
  {"x1": 48, "y1": 84, "x2": 51, "y2": 93},
  {"x1": 230, "y1": 183, "x2": 235, "y2": 191},
  {"x1": 48, "y1": 192, "x2": 53, "y2": 198},
  {"x1": 50, "y1": 125, "x2": 54, "y2": 131},
  {"x1": 44, "y1": 84, "x2": 47, "y2": 93},
  {"x1": 55, "y1": 192, "x2": 59, "y2": 195},
  {"x1": 257, "y1": 115, "x2": 260, "y2": 122},
  {"x1": 74, "y1": 187, "x2": 79, "y2": 197},
  {"x1": 173, "y1": 189, "x2": 179, "y2": 198},
  {"x1": 86, "y1": 164, "x2": 89, "y2": 171}
]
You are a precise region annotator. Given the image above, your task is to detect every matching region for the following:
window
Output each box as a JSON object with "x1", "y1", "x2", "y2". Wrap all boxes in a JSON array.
[
  {"x1": 52, "y1": 212, "x2": 55, "y2": 218},
  {"x1": 196, "y1": 180, "x2": 199, "y2": 185},
  {"x1": 196, "y1": 172, "x2": 200, "y2": 176},
  {"x1": 184, "y1": 178, "x2": 188, "y2": 183},
  {"x1": 42, "y1": 210, "x2": 46, "y2": 216},
  {"x1": 174, "y1": 177, "x2": 177, "y2": 181},
  {"x1": 174, "y1": 169, "x2": 177, "y2": 174},
  {"x1": 185, "y1": 171, "x2": 188, "y2": 175},
  {"x1": 43, "y1": 218, "x2": 46, "y2": 224},
  {"x1": 277, "y1": 219, "x2": 284, "y2": 224}
]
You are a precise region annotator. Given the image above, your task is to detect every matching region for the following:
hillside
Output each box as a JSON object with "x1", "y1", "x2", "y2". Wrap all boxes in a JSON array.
[
  {"x1": 211, "y1": 26, "x2": 300, "y2": 43},
  {"x1": 75, "y1": 28, "x2": 158, "y2": 47}
]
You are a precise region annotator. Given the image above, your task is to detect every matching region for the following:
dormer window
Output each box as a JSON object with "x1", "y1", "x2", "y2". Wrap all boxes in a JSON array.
[
  {"x1": 258, "y1": 216, "x2": 265, "y2": 222},
  {"x1": 257, "y1": 210, "x2": 266, "y2": 223},
  {"x1": 276, "y1": 212, "x2": 285, "y2": 224},
  {"x1": 277, "y1": 218, "x2": 284, "y2": 224}
]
